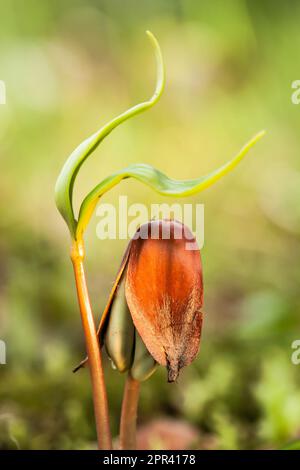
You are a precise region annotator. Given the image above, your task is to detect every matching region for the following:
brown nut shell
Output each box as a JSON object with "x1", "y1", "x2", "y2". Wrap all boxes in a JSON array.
[{"x1": 125, "y1": 220, "x2": 203, "y2": 382}]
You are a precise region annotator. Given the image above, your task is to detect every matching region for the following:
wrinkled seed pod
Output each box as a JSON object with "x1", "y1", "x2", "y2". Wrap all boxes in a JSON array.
[
  {"x1": 131, "y1": 331, "x2": 158, "y2": 382},
  {"x1": 125, "y1": 219, "x2": 203, "y2": 382},
  {"x1": 105, "y1": 274, "x2": 135, "y2": 373}
]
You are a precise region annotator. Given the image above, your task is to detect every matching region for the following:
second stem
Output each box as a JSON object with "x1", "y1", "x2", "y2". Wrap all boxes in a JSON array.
[{"x1": 119, "y1": 374, "x2": 141, "y2": 449}]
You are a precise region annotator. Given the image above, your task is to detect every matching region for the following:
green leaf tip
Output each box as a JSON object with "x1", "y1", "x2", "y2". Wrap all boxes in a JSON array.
[
  {"x1": 145, "y1": 31, "x2": 165, "y2": 102},
  {"x1": 75, "y1": 130, "x2": 266, "y2": 239},
  {"x1": 55, "y1": 30, "x2": 165, "y2": 238}
]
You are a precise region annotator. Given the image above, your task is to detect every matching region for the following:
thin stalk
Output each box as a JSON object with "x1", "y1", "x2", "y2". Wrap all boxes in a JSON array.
[
  {"x1": 71, "y1": 239, "x2": 112, "y2": 450},
  {"x1": 119, "y1": 374, "x2": 141, "y2": 449}
]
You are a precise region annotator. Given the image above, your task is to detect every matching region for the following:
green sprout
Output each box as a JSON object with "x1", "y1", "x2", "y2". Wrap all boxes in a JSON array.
[{"x1": 55, "y1": 31, "x2": 265, "y2": 450}]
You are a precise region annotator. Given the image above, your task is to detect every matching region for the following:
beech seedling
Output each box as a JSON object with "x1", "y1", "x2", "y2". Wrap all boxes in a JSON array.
[{"x1": 55, "y1": 31, "x2": 264, "y2": 449}]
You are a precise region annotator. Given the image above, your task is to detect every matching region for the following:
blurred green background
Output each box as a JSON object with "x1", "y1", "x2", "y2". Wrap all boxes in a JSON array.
[{"x1": 1, "y1": 0, "x2": 300, "y2": 450}]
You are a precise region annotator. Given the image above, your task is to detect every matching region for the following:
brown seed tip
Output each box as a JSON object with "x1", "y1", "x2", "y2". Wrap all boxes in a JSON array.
[{"x1": 167, "y1": 364, "x2": 179, "y2": 383}]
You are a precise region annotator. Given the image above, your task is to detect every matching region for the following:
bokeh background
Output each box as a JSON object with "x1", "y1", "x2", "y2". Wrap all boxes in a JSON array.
[{"x1": 1, "y1": 0, "x2": 300, "y2": 450}]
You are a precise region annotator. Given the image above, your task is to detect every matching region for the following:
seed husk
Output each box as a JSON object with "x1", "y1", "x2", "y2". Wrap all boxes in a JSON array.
[
  {"x1": 125, "y1": 219, "x2": 203, "y2": 382},
  {"x1": 131, "y1": 331, "x2": 157, "y2": 382},
  {"x1": 74, "y1": 219, "x2": 203, "y2": 382},
  {"x1": 105, "y1": 274, "x2": 135, "y2": 373}
]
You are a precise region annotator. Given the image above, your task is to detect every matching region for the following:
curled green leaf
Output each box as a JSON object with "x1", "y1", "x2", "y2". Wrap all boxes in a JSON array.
[
  {"x1": 76, "y1": 130, "x2": 265, "y2": 239},
  {"x1": 55, "y1": 31, "x2": 165, "y2": 238}
]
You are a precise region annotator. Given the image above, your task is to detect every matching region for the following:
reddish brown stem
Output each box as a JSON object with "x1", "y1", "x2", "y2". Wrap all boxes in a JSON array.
[
  {"x1": 119, "y1": 374, "x2": 141, "y2": 449},
  {"x1": 71, "y1": 239, "x2": 112, "y2": 450}
]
